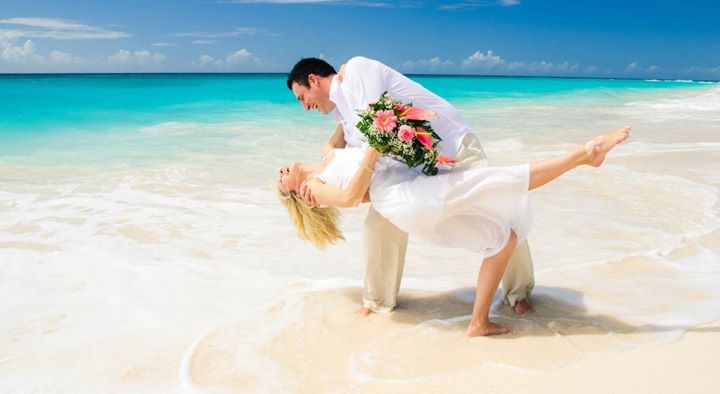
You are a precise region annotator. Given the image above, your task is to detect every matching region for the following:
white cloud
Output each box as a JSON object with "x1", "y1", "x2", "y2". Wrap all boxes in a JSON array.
[
  {"x1": 172, "y1": 27, "x2": 271, "y2": 39},
  {"x1": 462, "y1": 50, "x2": 504, "y2": 68},
  {"x1": 683, "y1": 65, "x2": 720, "y2": 78},
  {"x1": 225, "y1": 0, "x2": 513, "y2": 8},
  {"x1": 225, "y1": 0, "x2": 372, "y2": 4},
  {"x1": 192, "y1": 49, "x2": 262, "y2": 69},
  {"x1": 0, "y1": 17, "x2": 130, "y2": 40},
  {"x1": 1, "y1": 39, "x2": 42, "y2": 63},
  {"x1": 438, "y1": 1, "x2": 521, "y2": 10},
  {"x1": 226, "y1": 0, "x2": 334, "y2": 2},
  {"x1": 108, "y1": 49, "x2": 165, "y2": 66},
  {"x1": 133, "y1": 51, "x2": 165, "y2": 65},
  {"x1": 50, "y1": 51, "x2": 85, "y2": 65},
  {"x1": 462, "y1": 50, "x2": 581, "y2": 74},
  {"x1": 196, "y1": 54, "x2": 224, "y2": 67},
  {"x1": 1, "y1": 17, "x2": 92, "y2": 30},
  {"x1": 625, "y1": 61, "x2": 639, "y2": 73},
  {"x1": 191, "y1": 39, "x2": 217, "y2": 45},
  {"x1": 108, "y1": 49, "x2": 131, "y2": 63},
  {"x1": 401, "y1": 57, "x2": 454, "y2": 73},
  {"x1": 315, "y1": 53, "x2": 340, "y2": 68},
  {"x1": 199, "y1": 55, "x2": 216, "y2": 65},
  {"x1": 151, "y1": 42, "x2": 176, "y2": 47},
  {"x1": 0, "y1": 33, "x2": 86, "y2": 68},
  {"x1": 507, "y1": 61, "x2": 525, "y2": 71},
  {"x1": 458, "y1": 49, "x2": 586, "y2": 75},
  {"x1": 49, "y1": 50, "x2": 72, "y2": 63},
  {"x1": 0, "y1": 29, "x2": 22, "y2": 42},
  {"x1": 525, "y1": 60, "x2": 579, "y2": 73},
  {"x1": 226, "y1": 48, "x2": 260, "y2": 67},
  {"x1": 625, "y1": 62, "x2": 661, "y2": 75}
]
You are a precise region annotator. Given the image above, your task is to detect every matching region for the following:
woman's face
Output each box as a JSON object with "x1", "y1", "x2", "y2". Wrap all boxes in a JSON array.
[{"x1": 278, "y1": 162, "x2": 302, "y2": 193}]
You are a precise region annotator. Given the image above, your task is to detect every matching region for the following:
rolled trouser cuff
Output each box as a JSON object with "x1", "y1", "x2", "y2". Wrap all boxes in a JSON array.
[
  {"x1": 504, "y1": 288, "x2": 531, "y2": 307},
  {"x1": 362, "y1": 298, "x2": 396, "y2": 314}
]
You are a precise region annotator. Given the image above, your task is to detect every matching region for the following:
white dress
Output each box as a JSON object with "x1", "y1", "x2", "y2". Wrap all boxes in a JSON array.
[{"x1": 317, "y1": 148, "x2": 533, "y2": 257}]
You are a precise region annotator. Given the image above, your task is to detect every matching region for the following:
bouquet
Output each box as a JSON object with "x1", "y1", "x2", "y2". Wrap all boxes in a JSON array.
[{"x1": 356, "y1": 92, "x2": 455, "y2": 175}]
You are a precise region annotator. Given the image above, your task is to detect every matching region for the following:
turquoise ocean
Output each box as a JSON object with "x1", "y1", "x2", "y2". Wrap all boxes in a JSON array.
[
  {"x1": 1, "y1": 74, "x2": 719, "y2": 391},
  {"x1": 1, "y1": 74, "x2": 715, "y2": 169}
]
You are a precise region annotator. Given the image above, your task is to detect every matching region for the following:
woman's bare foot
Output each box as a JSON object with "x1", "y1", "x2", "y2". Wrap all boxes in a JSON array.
[
  {"x1": 513, "y1": 298, "x2": 534, "y2": 315},
  {"x1": 584, "y1": 126, "x2": 631, "y2": 167},
  {"x1": 466, "y1": 321, "x2": 512, "y2": 337}
]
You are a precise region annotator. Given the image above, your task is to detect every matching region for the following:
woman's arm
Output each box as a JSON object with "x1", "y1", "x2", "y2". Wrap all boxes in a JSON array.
[{"x1": 306, "y1": 148, "x2": 380, "y2": 208}]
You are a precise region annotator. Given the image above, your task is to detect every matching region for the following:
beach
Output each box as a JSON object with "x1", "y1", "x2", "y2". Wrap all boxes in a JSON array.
[{"x1": 1, "y1": 75, "x2": 719, "y2": 393}]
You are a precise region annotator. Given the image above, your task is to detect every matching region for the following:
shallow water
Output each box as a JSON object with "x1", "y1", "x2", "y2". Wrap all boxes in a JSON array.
[{"x1": 0, "y1": 74, "x2": 718, "y2": 392}]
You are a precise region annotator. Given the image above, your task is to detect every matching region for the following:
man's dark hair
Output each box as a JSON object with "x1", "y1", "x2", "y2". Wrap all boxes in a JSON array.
[{"x1": 286, "y1": 58, "x2": 336, "y2": 90}]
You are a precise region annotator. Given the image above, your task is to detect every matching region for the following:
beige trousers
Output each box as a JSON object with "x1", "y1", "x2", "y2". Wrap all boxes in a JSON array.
[{"x1": 362, "y1": 133, "x2": 535, "y2": 313}]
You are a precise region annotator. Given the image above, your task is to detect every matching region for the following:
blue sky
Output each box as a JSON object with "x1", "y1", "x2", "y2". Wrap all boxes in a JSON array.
[{"x1": 0, "y1": 0, "x2": 718, "y2": 79}]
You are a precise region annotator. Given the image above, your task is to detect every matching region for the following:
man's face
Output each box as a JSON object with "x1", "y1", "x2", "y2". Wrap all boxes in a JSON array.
[{"x1": 291, "y1": 74, "x2": 335, "y2": 115}]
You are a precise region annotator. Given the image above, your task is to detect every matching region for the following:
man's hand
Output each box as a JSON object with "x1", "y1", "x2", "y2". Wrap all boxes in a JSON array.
[
  {"x1": 337, "y1": 64, "x2": 346, "y2": 82},
  {"x1": 360, "y1": 192, "x2": 371, "y2": 204},
  {"x1": 298, "y1": 181, "x2": 319, "y2": 208}
]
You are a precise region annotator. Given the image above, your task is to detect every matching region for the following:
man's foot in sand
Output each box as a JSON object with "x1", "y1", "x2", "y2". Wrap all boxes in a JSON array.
[
  {"x1": 466, "y1": 321, "x2": 512, "y2": 337},
  {"x1": 585, "y1": 126, "x2": 631, "y2": 167},
  {"x1": 356, "y1": 306, "x2": 372, "y2": 316},
  {"x1": 513, "y1": 298, "x2": 534, "y2": 315}
]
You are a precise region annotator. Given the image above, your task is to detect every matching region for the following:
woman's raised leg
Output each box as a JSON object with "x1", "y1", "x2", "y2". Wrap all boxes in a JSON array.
[
  {"x1": 528, "y1": 127, "x2": 630, "y2": 191},
  {"x1": 466, "y1": 231, "x2": 518, "y2": 337},
  {"x1": 465, "y1": 127, "x2": 630, "y2": 337}
]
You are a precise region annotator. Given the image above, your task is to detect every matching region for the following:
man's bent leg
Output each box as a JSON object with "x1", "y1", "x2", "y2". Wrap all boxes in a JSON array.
[
  {"x1": 501, "y1": 240, "x2": 535, "y2": 308},
  {"x1": 362, "y1": 206, "x2": 409, "y2": 313}
]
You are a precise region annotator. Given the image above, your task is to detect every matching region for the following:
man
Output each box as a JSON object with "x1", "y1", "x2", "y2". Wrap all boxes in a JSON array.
[{"x1": 286, "y1": 56, "x2": 535, "y2": 315}]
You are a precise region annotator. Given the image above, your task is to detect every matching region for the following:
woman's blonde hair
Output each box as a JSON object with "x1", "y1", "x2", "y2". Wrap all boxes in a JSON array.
[{"x1": 274, "y1": 183, "x2": 344, "y2": 249}]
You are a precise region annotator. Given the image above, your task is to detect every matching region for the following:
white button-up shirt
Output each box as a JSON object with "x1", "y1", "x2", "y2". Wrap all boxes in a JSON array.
[{"x1": 329, "y1": 56, "x2": 472, "y2": 157}]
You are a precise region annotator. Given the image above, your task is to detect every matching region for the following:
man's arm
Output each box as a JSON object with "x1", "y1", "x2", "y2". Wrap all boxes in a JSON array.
[{"x1": 321, "y1": 123, "x2": 347, "y2": 159}]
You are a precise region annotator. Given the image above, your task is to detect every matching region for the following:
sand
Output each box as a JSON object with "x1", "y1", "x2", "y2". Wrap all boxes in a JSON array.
[{"x1": 180, "y1": 287, "x2": 720, "y2": 393}]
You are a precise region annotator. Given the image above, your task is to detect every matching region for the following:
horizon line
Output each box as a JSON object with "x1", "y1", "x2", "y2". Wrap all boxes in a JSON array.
[{"x1": 0, "y1": 72, "x2": 717, "y2": 83}]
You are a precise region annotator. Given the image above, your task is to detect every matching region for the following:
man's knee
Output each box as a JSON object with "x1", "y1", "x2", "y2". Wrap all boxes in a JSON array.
[{"x1": 364, "y1": 210, "x2": 407, "y2": 244}]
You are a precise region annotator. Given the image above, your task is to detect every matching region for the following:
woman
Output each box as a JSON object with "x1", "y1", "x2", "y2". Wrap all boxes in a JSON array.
[{"x1": 277, "y1": 127, "x2": 631, "y2": 337}]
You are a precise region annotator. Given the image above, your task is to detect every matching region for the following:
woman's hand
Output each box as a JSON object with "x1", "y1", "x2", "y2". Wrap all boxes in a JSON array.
[
  {"x1": 299, "y1": 181, "x2": 319, "y2": 208},
  {"x1": 362, "y1": 146, "x2": 381, "y2": 163},
  {"x1": 368, "y1": 145, "x2": 387, "y2": 156}
]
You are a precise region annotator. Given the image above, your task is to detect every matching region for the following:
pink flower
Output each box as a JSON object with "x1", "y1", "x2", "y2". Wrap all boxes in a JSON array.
[
  {"x1": 397, "y1": 125, "x2": 416, "y2": 142},
  {"x1": 436, "y1": 155, "x2": 456, "y2": 166},
  {"x1": 402, "y1": 106, "x2": 437, "y2": 121},
  {"x1": 394, "y1": 103, "x2": 408, "y2": 113},
  {"x1": 415, "y1": 127, "x2": 433, "y2": 150},
  {"x1": 373, "y1": 109, "x2": 398, "y2": 133}
]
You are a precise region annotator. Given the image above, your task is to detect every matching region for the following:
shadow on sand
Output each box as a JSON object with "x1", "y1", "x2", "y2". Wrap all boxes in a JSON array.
[{"x1": 342, "y1": 285, "x2": 720, "y2": 338}]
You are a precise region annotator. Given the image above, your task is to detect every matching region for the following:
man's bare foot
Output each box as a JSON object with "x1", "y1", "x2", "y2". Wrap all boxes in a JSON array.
[
  {"x1": 584, "y1": 126, "x2": 631, "y2": 167},
  {"x1": 513, "y1": 298, "x2": 534, "y2": 315},
  {"x1": 356, "y1": 306, "x2": 372, "y2": 316},
  {"x1": 466, "y1": 321, "x2": 512, "y2": 337}
]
